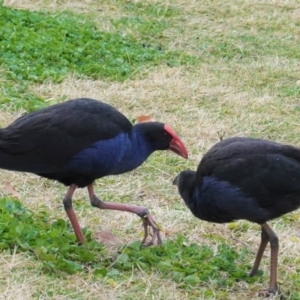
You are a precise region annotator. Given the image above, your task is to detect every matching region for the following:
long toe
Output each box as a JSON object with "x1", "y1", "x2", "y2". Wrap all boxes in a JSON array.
[{"x1": 140, "y1": 213, "x2": 162, "y2": 246}]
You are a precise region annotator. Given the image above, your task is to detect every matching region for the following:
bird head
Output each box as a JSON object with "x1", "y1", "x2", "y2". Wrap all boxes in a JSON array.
[
  {"x1": 172, "y1": 174, "x2": 180, "y2": 186},
  {"x1": 134, "y1": 122, "x2": 188, "y2": 159},
  {"x1": 173, "y1": 170, "x2": 197, "y2": 208},
  {"x1": 173, "y1": 170, "x2": 196, "y2": 187}
]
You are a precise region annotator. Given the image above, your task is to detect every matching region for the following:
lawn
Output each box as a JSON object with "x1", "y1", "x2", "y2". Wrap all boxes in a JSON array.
[{"x1": 0, "y1": 0, "x2": 300, "y2": 299}]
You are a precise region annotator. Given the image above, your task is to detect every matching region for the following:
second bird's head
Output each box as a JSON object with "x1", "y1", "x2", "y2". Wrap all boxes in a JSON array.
[{"x1": 134, "y1": 122, "x2": 188, "y2": 159}]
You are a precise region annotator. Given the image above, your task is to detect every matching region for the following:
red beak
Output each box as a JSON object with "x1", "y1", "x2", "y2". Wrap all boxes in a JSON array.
[{"x1": 164, "y1": 125, "x2": 188, "y2": 159}]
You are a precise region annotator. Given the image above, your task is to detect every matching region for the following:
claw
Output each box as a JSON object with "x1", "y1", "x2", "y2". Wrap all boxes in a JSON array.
[
  {"x1": 140, "y1": 213, "x2": 162, "y2": 246},
  {"x1": 87, "y1": 186, "x2": 163, "y2": 246}
]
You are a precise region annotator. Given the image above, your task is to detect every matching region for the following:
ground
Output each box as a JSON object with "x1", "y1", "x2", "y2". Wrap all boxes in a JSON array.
[{"x1": 0, "y1": 0, "x2": 300, "y2": 299}]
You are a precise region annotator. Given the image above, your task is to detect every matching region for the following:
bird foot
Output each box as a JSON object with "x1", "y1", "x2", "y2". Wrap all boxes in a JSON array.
[
  {"x1": 248, "y1": 269, "x2": 258, "y2": 277},
  {"x1": 258, "y1": 289, "x2": 277, "y2": 298},
  {"x1": 140, "y1": 212, "x2": 162, "y2": 246}
]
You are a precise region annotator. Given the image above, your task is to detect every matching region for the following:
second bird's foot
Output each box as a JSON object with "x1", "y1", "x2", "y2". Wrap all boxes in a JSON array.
[
  {"x1": 249, "y1": 270, "x2": 258, "y2": 277},
  {"x1": 258, "y1": 289, "x2": 278, "y2": 298},
  {"x1": 140, "y1": 213, "x2": 162, "y2": 246}
]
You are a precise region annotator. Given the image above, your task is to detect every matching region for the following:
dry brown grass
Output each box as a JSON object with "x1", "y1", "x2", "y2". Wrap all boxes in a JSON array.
[{"x1": 1, "y1": 0, "x2": 300, "y2": 299}]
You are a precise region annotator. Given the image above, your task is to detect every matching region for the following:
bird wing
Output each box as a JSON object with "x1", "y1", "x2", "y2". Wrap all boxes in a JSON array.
[
  {"x1": 0, "y1": 98, "x2": 132, "y2": 172},
  {"x1": 197, "y1": 137, "x2": 300, "y2": 207}
]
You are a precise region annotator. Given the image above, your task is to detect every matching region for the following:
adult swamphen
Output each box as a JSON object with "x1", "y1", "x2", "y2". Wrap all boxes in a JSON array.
[
  {"x1": 0, "y1": 98, "x2": 188, "y2": 246},
  {"x1": 173, "y1": 137, "x2": 300, "y2": 296}
]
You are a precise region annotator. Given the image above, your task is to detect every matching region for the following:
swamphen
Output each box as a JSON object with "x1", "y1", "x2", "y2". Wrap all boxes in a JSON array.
[
  {"x1": 0, "y1": 98, "x2": 188, "y2": 246},
  {"x1": 173, "y1": 137, "x2": 300, "y2": 296}
]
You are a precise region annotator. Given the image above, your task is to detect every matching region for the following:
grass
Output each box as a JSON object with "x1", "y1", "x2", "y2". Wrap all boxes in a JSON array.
[
  {"x1": 0, "y1": 0, "x2": 300, "y2": 299},
  {"x1": 0, "y1": 5, "x2": 187, "y2": 83}
]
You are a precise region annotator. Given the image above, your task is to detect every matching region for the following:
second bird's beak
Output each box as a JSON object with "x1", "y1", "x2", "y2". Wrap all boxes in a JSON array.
[{"x1": 172, "y1": 175, "x2": 179, "y2": 186}]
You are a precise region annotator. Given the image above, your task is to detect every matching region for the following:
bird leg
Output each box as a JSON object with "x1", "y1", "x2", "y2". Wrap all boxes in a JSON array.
[
  {"x1": 87, "y1": 184, "x2": 162, "y2": 246},
  {"x1": 250, "y1": 223, "x2": 279, "y2": 297},
  {"x1": 262, "y1": 223, "x2": 279, "y2": 296},
  {"x1": 249, "y1": 225, "x2": 269, "y2": 276},
  {"x1": 63, "y1": 184, "x2": 84, "y2": 245}
]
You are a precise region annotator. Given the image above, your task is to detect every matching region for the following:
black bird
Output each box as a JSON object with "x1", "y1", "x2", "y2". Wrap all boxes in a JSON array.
[
  {"x1": 0, "y1": 98, "x2": 188, "y2": 246},
  {"x1": 173, "y1": 137, "x2": 300, "y2": 296}
]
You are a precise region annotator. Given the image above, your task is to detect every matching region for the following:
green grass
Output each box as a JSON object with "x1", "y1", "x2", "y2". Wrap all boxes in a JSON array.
[
  {"x1": 0, "y1": 196, "x2": 259, "y2": 298},
  {"x1": 0, "y1": 197, "x2": 106, "y2": 274},
  {"x1": 0, "y1": 3, "x2": 195, "y2": 111},
  {"x1": 1, "y1": 80, "x2": 46, "y2": 111},
  {"x1": 0, "y1": 5, "x2": 191, "y2": 83}
]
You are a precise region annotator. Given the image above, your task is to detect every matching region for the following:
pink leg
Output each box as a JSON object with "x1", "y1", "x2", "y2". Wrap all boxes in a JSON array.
[
  {"x1": 87, "y1": 185, "x2": 162, "y2": 246},
  {"x1": 260, "y1": 223, "x2": 279, "y2": 297},
  {"x1": 249, "y1": 225, "x2": 269, "y2": 276},
  {"x1": 63, "y1": 184, "x2": 84, "y2": 245},
  {"x1": 250, "y1": 223, "x2": 279, "y2": 297}
]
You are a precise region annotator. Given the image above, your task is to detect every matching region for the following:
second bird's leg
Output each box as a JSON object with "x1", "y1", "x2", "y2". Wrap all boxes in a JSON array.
[
  {"x1": 251, "y1": 223, "x2": 278, "y2": 297},
  {"x1": 249, "y1": 225, "x2": 269, "y2": 277},
  {"x1": 87, "y1": 185, "x2": 162, "y2": 246},
  {"x1": 63, "y1": 184, "x2": 85, "y2": 245},
  {"x1": 261, "y1": 223, "x2": 279, "y2": 297}
]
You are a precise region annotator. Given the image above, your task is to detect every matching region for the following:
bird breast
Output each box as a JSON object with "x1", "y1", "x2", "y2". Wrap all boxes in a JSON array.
[{"x1": 65, "y1": 131, "x2": 153, "y2": 178}]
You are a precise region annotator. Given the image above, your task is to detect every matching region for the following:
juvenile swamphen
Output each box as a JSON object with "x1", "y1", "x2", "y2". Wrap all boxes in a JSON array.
[
  {"x1": 0, "y1": 98, "x2": 188, "y2": 246},
  {"x1": 173, "y1": 137, "x2": 300, "y2": 296}
]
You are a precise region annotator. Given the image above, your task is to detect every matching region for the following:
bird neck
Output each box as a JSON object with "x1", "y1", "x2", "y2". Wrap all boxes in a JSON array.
[
  {"x1": 178, "y1": 178, "x2": 197, "y2": 210},
  {"x1": 179, "y1": 176, "x2": 225, "y2": 223},
  {"x1": 66, "y1": 127, "x2": 159, "y2": 177},
  {"x1": 177, "y1": 174, "x2": 222, "y2": 223},
  {"x1": 111, "y1": 127, "x2": 157, "y2": 174}
]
